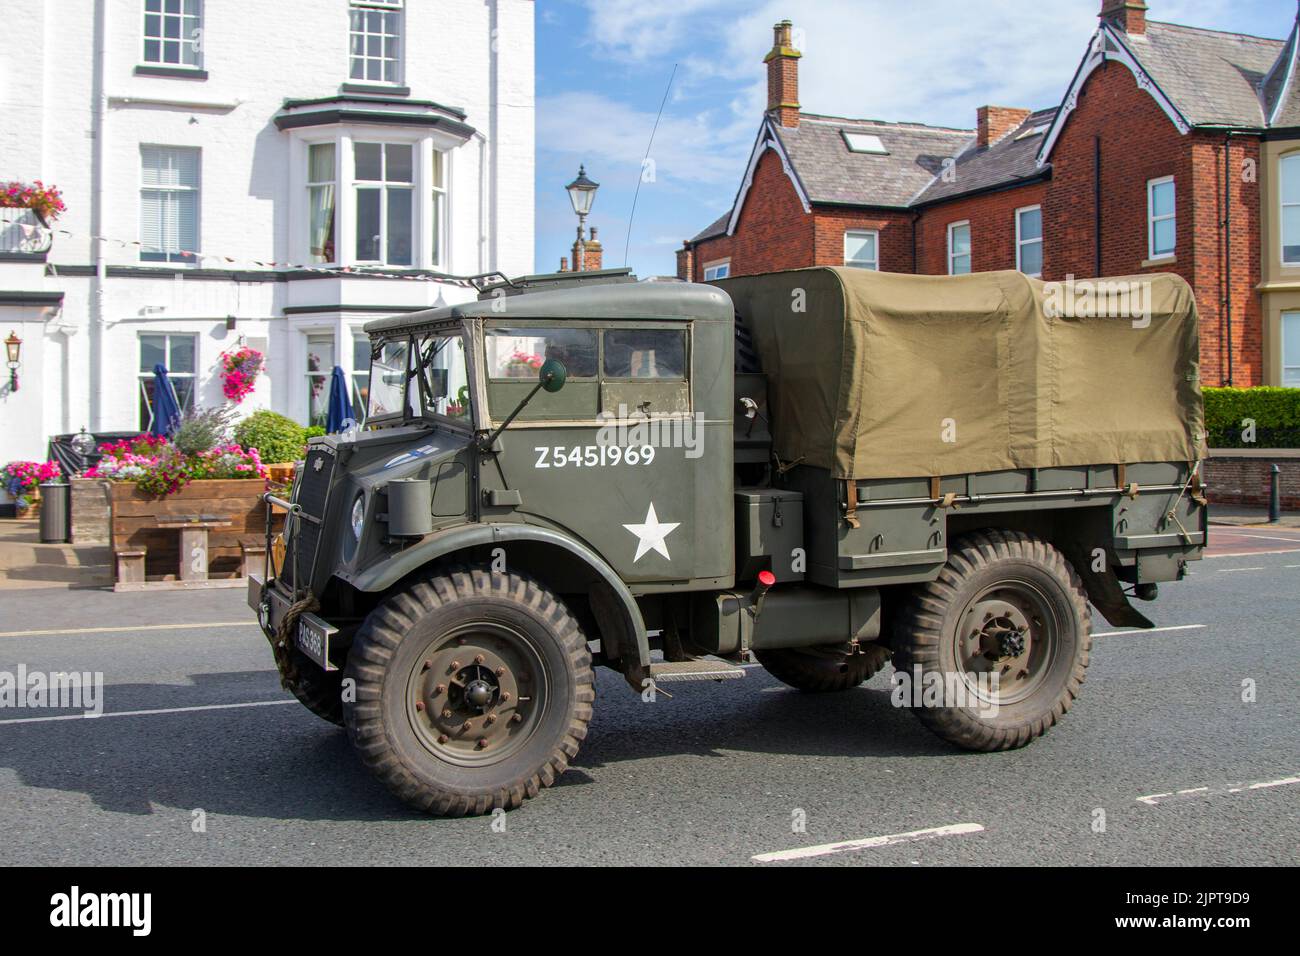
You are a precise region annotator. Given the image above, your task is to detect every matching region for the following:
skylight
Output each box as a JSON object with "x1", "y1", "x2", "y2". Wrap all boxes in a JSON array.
[
  {"x1": 1015, "y1": 124, "x2": 1051, "y2": 141},
  {"x1": 842, "y1": 131, "x2": 889, "y2": 154}
]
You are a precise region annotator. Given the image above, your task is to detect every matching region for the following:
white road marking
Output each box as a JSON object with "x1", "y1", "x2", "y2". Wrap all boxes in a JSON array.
[
  {"x1": 1136, "y1": 775, "x2": 1300, "y2": 806},
  {"x1": 752, "y1": 822, "x2": 984, "y2": 863},
  {"x1": 1093, "y1": 624, "x2": 1206, "y2": 638},
  {"x1": 0, "y1": 621, "x2": 254, "y2": 639},
  {"x1": 1214, "y1": 530, "x2": 1300, "y2": 543},
  {"x1": 1217, "y1": 566, "x2": 1266, "y2": 572},
  {"x1": 0, "y1": 699, "x2": 295, "y2": 726},
  {"x1": 1205, "y1": 549, "x2": 1300, "y2": 559}
]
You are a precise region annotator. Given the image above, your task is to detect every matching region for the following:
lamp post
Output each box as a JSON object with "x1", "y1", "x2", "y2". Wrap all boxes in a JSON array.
[
  {"x1": 4, "y1": 331, "x2": 21, "y2": 392},
  {"x1": 565, "y1": 165, "x2": 599, "y2": 272}
]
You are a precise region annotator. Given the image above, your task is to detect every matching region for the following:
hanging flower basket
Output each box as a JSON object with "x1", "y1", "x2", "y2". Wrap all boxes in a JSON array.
[
  {"x1": 1, "y1": 181, "x2": 66, "y2": 224},
  {"x1": 219, "y1": 346, "x2": 265, "y2": 404}
]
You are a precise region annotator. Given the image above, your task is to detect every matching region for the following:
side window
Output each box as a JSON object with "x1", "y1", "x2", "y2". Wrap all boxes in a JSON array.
[
  {"x1": 485, "y1": 327, "x2": 599, "y2": 420},
  {"x1": 600, "y1": 328, "x2": 690, "y2": 417},
  {"x1": 603, "y1": 330, "x2": 686, "y2": 379}
]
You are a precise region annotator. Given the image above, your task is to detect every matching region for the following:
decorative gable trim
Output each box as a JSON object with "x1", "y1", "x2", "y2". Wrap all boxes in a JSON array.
[
  {"x1": 1036, "y1": 25, "x2": 1191, "y2": 168},
  {"x1": 1265, "y1": 25, "x2": 1300, "y2": 127},
  {"x1": 727, "y1": 116, "x2": 812, "y2": 236}
]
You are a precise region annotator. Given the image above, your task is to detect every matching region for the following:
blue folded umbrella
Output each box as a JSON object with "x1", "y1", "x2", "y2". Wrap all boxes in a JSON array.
[
  {"x1": 150, "y1": 363, "x2": 182, "y2": 437},
  {"x1": 325, "y1": 365, "x2": 351, "y2": 434}
]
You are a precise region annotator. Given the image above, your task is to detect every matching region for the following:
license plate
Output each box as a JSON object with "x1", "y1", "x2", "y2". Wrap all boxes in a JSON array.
[{"x1": 295, "y1": 614, "x2": 338, "y2": 672}]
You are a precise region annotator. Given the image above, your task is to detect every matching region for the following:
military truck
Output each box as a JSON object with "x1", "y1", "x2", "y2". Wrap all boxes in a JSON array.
[{"x1": 249, "y1": 266, "x2": 1208, "y2": 816}]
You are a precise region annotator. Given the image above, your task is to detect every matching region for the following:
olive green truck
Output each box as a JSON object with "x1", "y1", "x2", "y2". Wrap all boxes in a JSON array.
[{"x1": 250, "y1": 266, "x2": 1208, "y2": 816}]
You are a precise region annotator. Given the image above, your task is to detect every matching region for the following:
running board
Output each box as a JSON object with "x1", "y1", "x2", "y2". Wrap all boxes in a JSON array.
[{"x1": 649, "y1": 659, "x2": 748, "y2": 682}]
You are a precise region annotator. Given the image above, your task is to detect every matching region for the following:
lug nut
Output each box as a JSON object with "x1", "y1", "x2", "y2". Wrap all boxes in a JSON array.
[
  {"x1": 476, "y1": 738, "x2": 488, "y2": 749},
  {"x1": 434, "y1": 684, "x2": 447, "y2": 694},
  {"x1": 449, "y1": 660, "x2": 461, "y2": 672},
  {"x1": 485, "y1": 714, "x2": 497, "y2": 725},
  {"x1": 415, "y1": 701, "x2": 425, "y2": 712},
  {"x1": 500, "y1": 691, "x2": 511, "y2": 702},
  {"x1": 422, "y1": 659, "x2": 432, "y2": 671},
  {"x1": 462, "y1": 721, "x2": 472, "y2": 731},
  {"x1": 475, "y1": 654, "x2": 485, "y2": 664},
  {"x1": 510, "y1": 713, "x2": 523, "y2": 724},
  {"x1": 441, "y1": 709, "x2": 453, "y2": 719},
  {"x1": 437, "y1": 734, "x2": 449, "y2": 744},
  {"x1": 495, "y1": 666, "x2": 506, "y2": 676}
]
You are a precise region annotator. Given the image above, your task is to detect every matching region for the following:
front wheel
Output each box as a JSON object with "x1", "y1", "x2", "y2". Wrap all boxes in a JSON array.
[
  {"x1": 343, "y1": 567, "x2": 594, "y2": 816},
  {"x1": 754, "y1": 644, "x2": 890, "y2": 693},
  {"x1": 892, "y1": 530, "x2": 1091, "y2": 751}
]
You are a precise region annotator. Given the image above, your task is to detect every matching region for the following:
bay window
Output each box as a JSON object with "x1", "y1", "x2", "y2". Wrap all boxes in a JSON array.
[
  {"x1": 307, "y1": 143, "x2": 337, "y2": 264},
  {"x1": 1281, "y1": 154, "x2": 1300, "y2": 265},
  {"x1": 306, "y1": 333, "x2": 335, "y2": 428}
]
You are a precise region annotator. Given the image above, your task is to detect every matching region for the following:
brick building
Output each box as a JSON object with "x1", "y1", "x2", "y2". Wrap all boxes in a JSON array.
[{"x1": 678, "y1": 2, "x2": 1300, "y2": 389}]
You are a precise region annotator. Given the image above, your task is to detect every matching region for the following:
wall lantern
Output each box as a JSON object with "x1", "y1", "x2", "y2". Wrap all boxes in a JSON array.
[{"x1": 4, "y1": 331, "x2": 20, "y2": 392}]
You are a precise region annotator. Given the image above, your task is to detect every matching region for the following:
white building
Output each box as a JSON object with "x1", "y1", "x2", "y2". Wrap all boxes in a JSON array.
[{"x1": 0, "y1": 0, "x2": 534, "y2": 463}]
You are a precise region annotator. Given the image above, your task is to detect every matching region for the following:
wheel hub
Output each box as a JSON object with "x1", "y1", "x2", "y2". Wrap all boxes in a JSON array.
[
  {"x1": 404, "y1": 625, "x2": 547, "y2": 767},
  {"x1": 957, "y1": 589, "x2": 1055, "y2": 705}
]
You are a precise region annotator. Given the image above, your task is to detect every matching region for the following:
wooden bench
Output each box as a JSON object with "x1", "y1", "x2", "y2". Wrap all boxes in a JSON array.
[
  {"x1": 153, "y1": 514, "x2": 234, "y2": 582},
  {"x1": 240, "y1": 541, "x2": 267, "y2": 579}
]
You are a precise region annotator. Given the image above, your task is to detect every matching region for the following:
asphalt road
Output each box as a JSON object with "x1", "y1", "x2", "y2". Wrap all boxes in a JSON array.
[{"x1": 0, "y1": 530, "x2": 1296, "y2": 866}]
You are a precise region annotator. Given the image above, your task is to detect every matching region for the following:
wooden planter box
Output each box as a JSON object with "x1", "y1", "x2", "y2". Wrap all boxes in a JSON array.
[{"x1": 109, "y1": 479, "x2": 282, "y2": 588}]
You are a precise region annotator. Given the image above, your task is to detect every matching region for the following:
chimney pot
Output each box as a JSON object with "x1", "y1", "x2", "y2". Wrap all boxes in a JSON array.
[
  {"x1": 1100, "y1": 0, "x2": 1148, "y2": 35},
  {"x1": 976, "y1": 105, "x2": 1032, "y2": 149}
]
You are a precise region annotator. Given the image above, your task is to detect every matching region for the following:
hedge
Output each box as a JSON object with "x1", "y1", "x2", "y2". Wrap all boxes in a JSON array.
[
  {"x1": 1202, "y1": 387, "x2": 1300, "y2": 448},
  {"x1": 231, "y1": 410, "x2": 308, "y2": 464}
]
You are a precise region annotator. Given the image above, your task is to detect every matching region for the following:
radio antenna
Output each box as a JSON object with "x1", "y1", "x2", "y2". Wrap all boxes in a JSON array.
[{"x1": 623, "y1": 63, "x2": 677, "y2": 268}]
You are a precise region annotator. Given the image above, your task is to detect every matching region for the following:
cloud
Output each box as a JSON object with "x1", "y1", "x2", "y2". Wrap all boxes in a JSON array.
[{"x1": 536, "y1": 91, "x2": 755, "y2": 188}]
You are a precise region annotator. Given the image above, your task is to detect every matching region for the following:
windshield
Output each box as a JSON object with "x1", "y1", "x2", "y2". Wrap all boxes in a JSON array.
[{"x1": 366, "y1": 331, "x2": 472, "y2": 425}]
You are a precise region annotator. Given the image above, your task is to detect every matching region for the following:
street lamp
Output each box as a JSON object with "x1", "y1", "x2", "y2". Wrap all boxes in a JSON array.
[
  {"x1": 4, "y1": 331, "x2": 20, "y2": 392},
  {"x1": 565, "y1": 165, "x2": 599, "y2": 271}
]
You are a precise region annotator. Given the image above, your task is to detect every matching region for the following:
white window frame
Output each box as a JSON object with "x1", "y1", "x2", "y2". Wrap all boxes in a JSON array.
[
  {"x1": 137, "y1": 332, "x2": 197, "y2": 430},
  {"x1": 843, "y1": 229, "x2": 879, "y2": 270},
  {"x1": 702, "y1": 259, "x2": 731, "y2": 281},
  {"x1": 305, "y1": 331, "x2": 337, "y2": 429},
  {"x1": 1147, "y1": 176, "x2": 1176, "y2": 261},
  {"x1": 1284, "y1": 311, "x2": 1300, "y2": 386},
  {"x1": 1281, "y1": 154, "x2": 1300, "y2": 267},
  {"x1": 353, "y1": 141, "x2": 416, "y2": 266},
  {"x1": 306, "y1": 142, "x2": 338, "y2": 266},
  {"x1": 1015, "y1": 205, "x2": 1043, "y2": 277},
  {"x1": 948, "y1": 220, "x2": 971, "y2": 275},
  {"x1": 430, "y1": 148, "x2": 448, "y2": 271},
  {"x1": 141, "y1": 0, "x2": 203, "y2": 69},
  {"x1": 140, "y1": 145, "x2": 201, "y2": 264},
  {"x1": 349, "y1": 0, "x2": 404, "y2": 86}
]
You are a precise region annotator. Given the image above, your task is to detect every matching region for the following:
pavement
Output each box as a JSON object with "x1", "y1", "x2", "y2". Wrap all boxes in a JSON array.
[{"x1": 0, "y1": 525, "x2": 1296, "y2": 866}]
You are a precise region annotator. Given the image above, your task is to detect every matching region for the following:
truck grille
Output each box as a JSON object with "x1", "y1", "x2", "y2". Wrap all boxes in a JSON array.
[{"x1": 281, "y1": 446, "x2": 335, "y2": 591}]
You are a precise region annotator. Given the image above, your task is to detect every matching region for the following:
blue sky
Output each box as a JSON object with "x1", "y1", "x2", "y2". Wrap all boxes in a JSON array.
[{"x1": 534, "y1": 0, "x2": 1298, "y2": 278}]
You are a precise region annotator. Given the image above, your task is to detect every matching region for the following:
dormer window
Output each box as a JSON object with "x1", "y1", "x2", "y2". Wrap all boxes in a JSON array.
[{"x1": 842, "y1": 131, "x2": 888, "y2": 155}]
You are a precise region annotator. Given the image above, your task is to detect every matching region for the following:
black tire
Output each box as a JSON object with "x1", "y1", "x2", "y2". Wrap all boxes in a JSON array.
[
  {"x1": 755, "y1": 644, "x2": 891, "y2": 693},
  {"x1": 893, "y1": 530, "x2": 1091, "y2": 751},
  {"x1": 286, "y1": 647, "x2": 345, "y2": 726},
  {"x1": 343, "y1": 567, "x2": 594, "y2": 816}
]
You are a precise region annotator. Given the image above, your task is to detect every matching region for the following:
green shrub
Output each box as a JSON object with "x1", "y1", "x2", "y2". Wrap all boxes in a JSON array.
[
  {"x1": 303, "y1": 425, "x2": 326, "y2": 440},
  {"x1": 233, "y1": 410, "x2": 308, "y2": 463},
  {"x1": 1202, "y1": 387, "x2": 1300, "y2": 448}
]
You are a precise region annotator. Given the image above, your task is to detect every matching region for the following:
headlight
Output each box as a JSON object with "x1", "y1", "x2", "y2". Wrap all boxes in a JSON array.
[{"x1": 350, "y1": 495, "x2": 366, "y2": 539}]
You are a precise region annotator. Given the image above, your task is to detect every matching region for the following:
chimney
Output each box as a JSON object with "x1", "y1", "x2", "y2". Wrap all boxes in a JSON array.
[
  {"x1": 1100, "y1": 0, "x2": 1148, "y2": 36},
  {"x1": 573, "y1": 226, "x2": 603, "y2": 272},
  {"x1": 559, "y1": 256, "x2": 569, "y2": 272},
  {"x1": 764, "y1": 20, "x2": 801, "y2": 128},
  {"x1": 976, "y1": 106, "x2": 1033, "y2": 148},
  {"x1": 676, "y1": 243, "x2": 695, "y2": 281}
]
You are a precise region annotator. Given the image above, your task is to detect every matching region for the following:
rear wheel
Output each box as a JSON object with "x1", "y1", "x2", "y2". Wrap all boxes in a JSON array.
[
  {"x1": 755, "y1": 644, "x2": 891, "y2": 693},
  {"x1": 343, "y1": 567, "x2": 594, "y2": 816},
  {"x1": 892, "y1": 530, "x2": 1090, "y2": 751}
]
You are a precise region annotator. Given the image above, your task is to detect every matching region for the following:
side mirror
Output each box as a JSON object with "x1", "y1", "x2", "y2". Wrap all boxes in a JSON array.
[{"x1": 539, "y1": 358, "x2": 567, "y2": 393}]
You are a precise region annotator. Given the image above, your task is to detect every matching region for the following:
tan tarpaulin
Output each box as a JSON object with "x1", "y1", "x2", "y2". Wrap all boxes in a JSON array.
[{"x1": 716, "y1": 267, "x2": 1205, "y2": 480}]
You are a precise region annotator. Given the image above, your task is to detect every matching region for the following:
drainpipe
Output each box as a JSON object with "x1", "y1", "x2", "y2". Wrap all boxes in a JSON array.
[
  {"x1": 1222, "y1": 129, "x2": 1259, "y2": 388},
  {"x1": 89, "y1": 0, "x2": 108, "y2": 429},
  {"x1": 1094, "y1": 136, "x2": 1103, "y2": 277}
]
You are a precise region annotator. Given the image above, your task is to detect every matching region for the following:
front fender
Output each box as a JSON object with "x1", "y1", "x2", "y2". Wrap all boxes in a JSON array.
[{"x1": 339, "y1": 523, "x2": 650, "y2": 669}]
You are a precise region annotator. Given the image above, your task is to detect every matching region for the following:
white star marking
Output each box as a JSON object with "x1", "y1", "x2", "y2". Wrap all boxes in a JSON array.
[{"x1": 623, "y1": 503, "x2": 681, "y2": 562}]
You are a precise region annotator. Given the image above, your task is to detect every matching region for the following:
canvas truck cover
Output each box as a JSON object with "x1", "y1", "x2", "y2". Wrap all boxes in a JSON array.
[{"x1": 714, "y1": 267, "x2": 1206, "y2": 481}]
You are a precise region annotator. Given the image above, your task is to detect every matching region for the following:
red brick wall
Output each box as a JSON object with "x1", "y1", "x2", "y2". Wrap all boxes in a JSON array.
[
  {"x1": 1040, "y1": 60, "x2": 1263, "y2": 386},
  {"x1": 812, "y1": 208, "x2": 914, "y2": 272},
  {"x1": 686, "y1": 148, "x2": 814, "y2": 280},
  {"x1": 1205, "y1": 455, "x2": 1300, "y2": 510},
  {"x1": 916, "y1": 182, "x2": 1047, "y2": 275}
]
